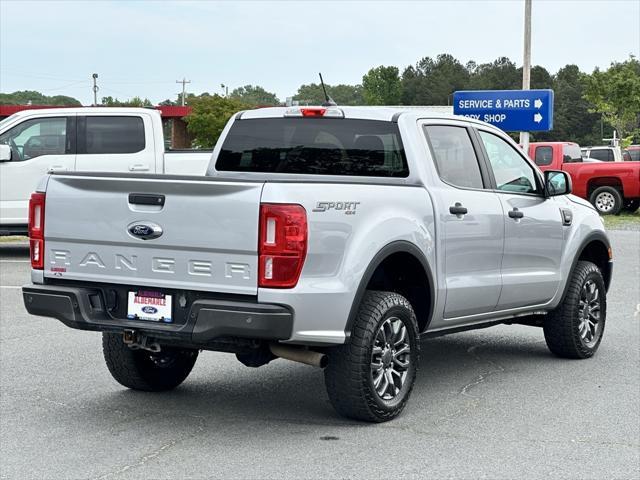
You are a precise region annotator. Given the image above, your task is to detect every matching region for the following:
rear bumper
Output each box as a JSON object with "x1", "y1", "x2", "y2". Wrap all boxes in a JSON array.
[{"x1": 22, "y1": 284, "x2": 293, "y2": 346}]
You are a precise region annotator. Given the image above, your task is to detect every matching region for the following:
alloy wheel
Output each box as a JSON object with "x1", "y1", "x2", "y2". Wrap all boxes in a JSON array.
[
  {"x1": 370, "y1": 316, "x2": 411, "y2": 400},
  {"x1": 578, "y1": 279, "x2": 602, "y2": 347}
]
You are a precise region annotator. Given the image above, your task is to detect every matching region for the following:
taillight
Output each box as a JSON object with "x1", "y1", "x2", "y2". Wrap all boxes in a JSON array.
[
  {"x1": 258, "y1": 203, "x2": 307, "y2": 288},
  {"x1": 28, "y1": 192, "x2": 45, "y2": 269}
]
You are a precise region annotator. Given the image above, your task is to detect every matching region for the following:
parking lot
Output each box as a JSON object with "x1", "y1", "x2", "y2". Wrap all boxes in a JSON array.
[{"x1": 1, "y1": 229, "x2": 638, "y2": 479}]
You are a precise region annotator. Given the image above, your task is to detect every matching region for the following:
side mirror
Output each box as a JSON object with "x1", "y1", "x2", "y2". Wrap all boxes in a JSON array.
[
  {"x1": 0, "y1": 144, "x2": 11, "y2": 162},
  {"x1": 545, "y1": 170, "x2": 572, "y2": 196}
]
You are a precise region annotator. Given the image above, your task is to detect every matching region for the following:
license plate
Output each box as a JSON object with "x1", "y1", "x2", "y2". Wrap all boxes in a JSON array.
[{"x1": 127, "y1": 290, "x2": 173, "y2": 323}]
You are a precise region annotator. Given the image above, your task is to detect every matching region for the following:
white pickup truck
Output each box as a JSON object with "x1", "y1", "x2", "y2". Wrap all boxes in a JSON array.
[{"x1": 0, "y1": 107, "x2": 211, "y2": 235}]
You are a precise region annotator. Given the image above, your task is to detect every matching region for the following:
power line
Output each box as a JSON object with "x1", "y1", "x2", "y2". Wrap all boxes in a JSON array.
[
  {"x1": 1, "y1": 70, "x2": 86, "y2": 82},
  {"x1": 39, "y1": 80, "x2": 89, "y2": 93}
]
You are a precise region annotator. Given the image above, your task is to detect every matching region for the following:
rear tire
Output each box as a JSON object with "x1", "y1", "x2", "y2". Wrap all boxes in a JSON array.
[
  {"x1": 324, "y1": 291, "x2": 420, "y2": 422},
  {"x1": 590, "y1": 186, "x2": 623, "y2": 215},
  {"x1": 623, "y1": 199, "x2": 639, "y2": 213},
  {"x1": 543, "y1": 261, "x2": 606, "y2": 359},
  {"x1": 102, "y1": 333, "x2": 198, "y2": 391}
]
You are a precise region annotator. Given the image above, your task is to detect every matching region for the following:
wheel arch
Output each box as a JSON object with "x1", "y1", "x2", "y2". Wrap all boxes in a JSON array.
[
  {"x1": 560, "y1": 232, "x2": 612, "y2": 304},
  {"x1": 344, "y1": 241, "x2": 435, "y2": 341},
  {"x1": 587, "y1": 177, "x2": 624, "y2": 198}
]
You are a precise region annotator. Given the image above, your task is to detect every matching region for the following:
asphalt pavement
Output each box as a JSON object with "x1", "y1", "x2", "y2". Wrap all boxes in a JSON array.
[{"x1": 1, "y1": 231, "x2": 639, "y2": 479}]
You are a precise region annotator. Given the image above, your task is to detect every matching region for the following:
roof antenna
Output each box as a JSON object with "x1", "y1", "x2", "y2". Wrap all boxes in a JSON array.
[{"x1": 319, "y1": 72, "x2": 337, "y2": 107}]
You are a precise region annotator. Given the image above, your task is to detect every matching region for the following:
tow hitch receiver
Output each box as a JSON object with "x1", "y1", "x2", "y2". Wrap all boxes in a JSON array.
[
  {"x1": 123, "y1": 329, "x2": 136, "y2": 345},
  {"x1": 122, "y1": 329, "x2": 161, "y2": 353}
]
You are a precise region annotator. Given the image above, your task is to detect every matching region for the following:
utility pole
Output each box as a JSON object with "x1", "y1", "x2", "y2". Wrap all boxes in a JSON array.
[
  {"x1": 92, "y1": 73, "x2": 99, "y2": 106},
  {"x1": 176, "y1": 77, "x2": 191, "y2": 106},
  {"x1": 519, "y1": 0, "x2": 532, "y2": 152}
]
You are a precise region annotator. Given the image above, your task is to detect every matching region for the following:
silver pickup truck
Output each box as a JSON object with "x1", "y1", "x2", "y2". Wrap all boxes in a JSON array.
[{"x1": 22, "y1": 106, "x2": 612, "y2": 422}]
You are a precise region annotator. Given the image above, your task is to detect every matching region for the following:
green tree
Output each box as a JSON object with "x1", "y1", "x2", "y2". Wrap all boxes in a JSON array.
[
  {"x1": 294, "y1": 83, "x2": 363, "y2": 105},
  {"x1": 229, "y1": 85, "x2": 280, "y2": 106},
  {"x1": 401, "y1": 54, "x2": 470, "y2": 105},
  {"x1": 362, "y1": 66, "x2": 401, "y2": 105},
  {"x1": 0, "y1": 90, "x2": 81, "y2": 106},
  {"x1": 159, "y1": 98, "x2": 178, "y2": 106},
  {"x1": 528, "y1": 65, "x2": 553, "y2": 89},
  {"x1": 185, "y1": 94, "x2": 248, "y2": 148},
  {"x1": 583, "y1": 56, "x2": 640, "y2": 145},
  {"x1": 469, "y1": 57, "x2": 520, "y2": 90},
  {"x1": 533, "y1": 65, "x2": 601, "y2": 145},
  {"x1": 101, "y1": 96, "x2": 153, "y2": 107},
  {"x1": 329, "y1": 84, "x2": 364, "y2": 105}
]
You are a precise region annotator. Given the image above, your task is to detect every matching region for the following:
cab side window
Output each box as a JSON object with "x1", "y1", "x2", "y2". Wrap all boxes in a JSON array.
[
  {"x1": 0, "y1": 117, "x2": 68, "y2": 161},
  {"x1": 479, "y1": 131, "x2": 540, "y2": 195},
  {"x1": 424, "y1": 125, "x2": 484, "y2": 189},
  {"x1": 83, "y1": 116, "x2": 145, "y2": 154}
]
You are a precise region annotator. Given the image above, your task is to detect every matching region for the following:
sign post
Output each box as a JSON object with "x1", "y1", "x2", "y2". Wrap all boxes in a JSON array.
[{"x1": 452, "y1": 89, "x2": 554, "y2": 132}]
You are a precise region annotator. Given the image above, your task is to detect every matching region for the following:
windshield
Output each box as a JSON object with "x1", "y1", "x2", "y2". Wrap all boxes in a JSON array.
[{"x1": 216, "y1": 118, "x2": 409, "y2": 177}]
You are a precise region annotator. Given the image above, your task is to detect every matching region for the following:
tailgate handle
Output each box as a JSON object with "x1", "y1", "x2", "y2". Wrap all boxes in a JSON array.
[{"x1": 128, "y1": 193, "x2": 165, "y2": 206}]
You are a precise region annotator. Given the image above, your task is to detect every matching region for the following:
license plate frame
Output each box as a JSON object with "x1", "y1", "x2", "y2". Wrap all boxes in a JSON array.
[{"x1": 127, "y1": 290, "x2": 173, "y2": 323}]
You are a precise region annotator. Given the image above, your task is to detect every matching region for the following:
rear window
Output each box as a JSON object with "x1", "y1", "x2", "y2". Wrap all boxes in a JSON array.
[
  {"x1": 215, "y1": 118, "x2": 409, "y2": 177},
  {"x1": 562, "y1": 144, "x2": 583, "y2": 163},
  {"x1": 588, "y1": 149, "x2": 613, "y2": 161},
  {"x1": 535, "y1": 146, "x2": 553, "y2": 166},
  {"x1": 627, "y1": 149, "x2": 640, "y2": 161}
]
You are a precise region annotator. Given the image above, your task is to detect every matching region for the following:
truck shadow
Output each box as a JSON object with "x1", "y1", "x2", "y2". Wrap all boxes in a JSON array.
[
  {"x1": 0, "y1": 243, "x2": 29, "y2": 258},
  {"x1": 94, "y1": 330, "x2": 553, "y2": 428}
]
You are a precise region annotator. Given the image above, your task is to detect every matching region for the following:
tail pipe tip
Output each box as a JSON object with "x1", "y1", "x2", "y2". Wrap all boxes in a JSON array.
[{"x1": 269, "y1": 343, "x2": 328, "y2": 369}]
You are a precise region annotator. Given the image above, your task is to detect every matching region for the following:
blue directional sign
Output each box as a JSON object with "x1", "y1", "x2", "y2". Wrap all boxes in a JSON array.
[{"x1": 453, "y1": 89, "x2": 554, "y2": 131}]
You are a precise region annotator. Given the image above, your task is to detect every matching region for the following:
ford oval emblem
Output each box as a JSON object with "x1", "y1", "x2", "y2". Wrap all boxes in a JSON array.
[
  {"x1": 127, "y1": 221, "x2": 163, "y2": 240},
  {"x1": 142, "y1": 306, "x2": 158, "y2": 314}
]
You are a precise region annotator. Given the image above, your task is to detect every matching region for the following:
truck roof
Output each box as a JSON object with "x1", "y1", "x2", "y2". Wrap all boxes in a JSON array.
[
  {"x1": 239, "y1": 106, "x2": 494, "y2": 127},
  {"x1": 529, "y1": 141, "x2": 580, "y2": 147},
  {"x1": 3, "y1": 107, "x2": 159, "y2": 120}
]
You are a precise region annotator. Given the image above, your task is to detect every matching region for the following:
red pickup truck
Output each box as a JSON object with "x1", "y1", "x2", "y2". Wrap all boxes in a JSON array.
[{"x1": 529, "y1": 142, "x2": 640, "y2": 214}]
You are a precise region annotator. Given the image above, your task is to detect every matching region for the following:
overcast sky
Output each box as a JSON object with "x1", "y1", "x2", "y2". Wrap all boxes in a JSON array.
[{"x1": 1, "y1": 0, "x2": 638, "y2": 105}]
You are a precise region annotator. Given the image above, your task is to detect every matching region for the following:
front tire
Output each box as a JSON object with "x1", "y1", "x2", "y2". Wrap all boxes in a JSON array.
[
  {"x1": 102, "y1": 333, "x2": 198, "y2": 391},
  {"x1": 324, "y1": 291, "x2": 420, "y2": 422},
  {"x1": 590, "y1": 186, "x2": 623, "y2": 215},
  {"x1": 543, "y1": 261, "x2": 606, "y2": 359}
]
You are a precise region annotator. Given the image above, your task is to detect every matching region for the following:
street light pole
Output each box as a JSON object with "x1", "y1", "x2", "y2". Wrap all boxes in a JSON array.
[
  {"x1": 520, "y1": 0, "x2": 532, "y2": 152},
  {"x1": 92, "y1": 73, "x2": 99, "y2": 106}
]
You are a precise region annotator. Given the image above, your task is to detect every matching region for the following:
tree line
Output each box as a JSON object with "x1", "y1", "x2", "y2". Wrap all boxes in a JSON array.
[
  {"x1": 2, "y1": 54, "x2": 638, "y2": 149},
  {"x1": 181, "y1": 54, "x2": 640, "y2": 148}
]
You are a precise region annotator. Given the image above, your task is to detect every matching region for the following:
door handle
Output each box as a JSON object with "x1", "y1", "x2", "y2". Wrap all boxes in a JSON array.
[
  {"x1": 449, "y1": 203, "x2": 468, "y2": 216},
  {"x1": 129, "y1": 164, "x2": 150, "y2": 172},
  {"x1": 48, "y1": 165, "x2": 69, "y2": 172},
  {"x1": 508, "y1": 208, "x2": 524, "y2": 219}
]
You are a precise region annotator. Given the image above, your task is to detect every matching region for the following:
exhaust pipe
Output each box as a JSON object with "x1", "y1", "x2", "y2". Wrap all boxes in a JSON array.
[{"x1": 269, "y1": 343, "x2": 328, "y2": 369}]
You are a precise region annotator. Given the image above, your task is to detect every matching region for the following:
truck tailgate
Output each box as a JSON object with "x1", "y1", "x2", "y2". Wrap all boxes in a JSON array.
[{"x1": 43, "y1": 174, "x2": 263, "y2": 295}]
